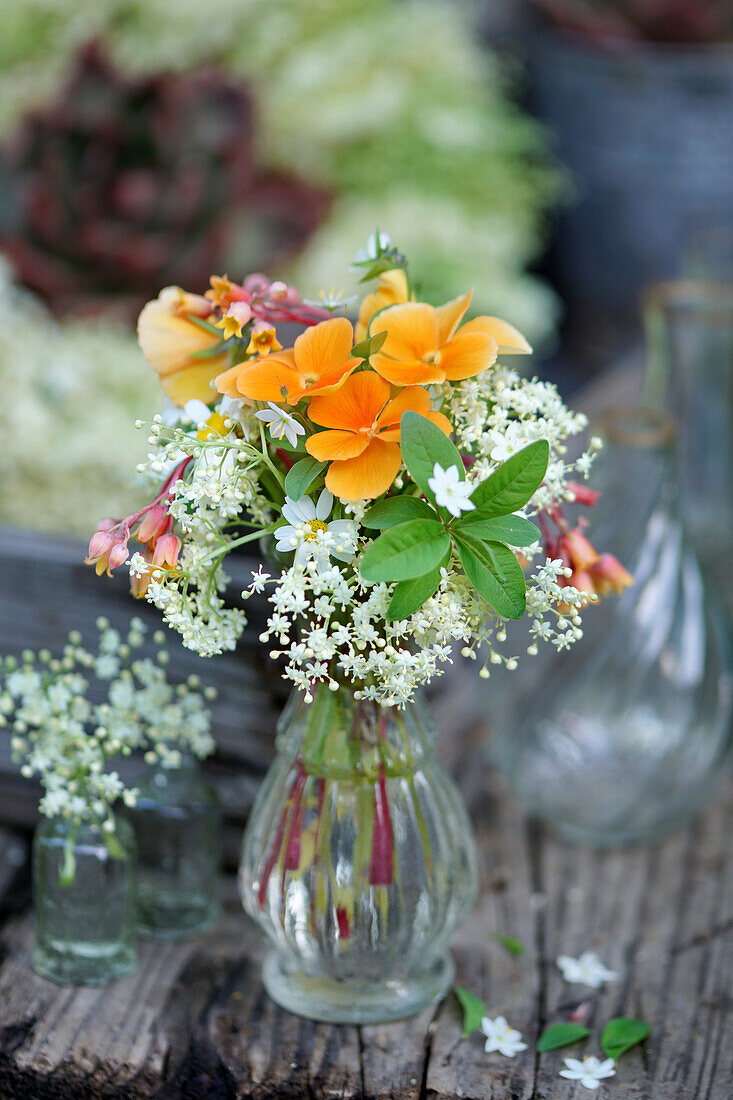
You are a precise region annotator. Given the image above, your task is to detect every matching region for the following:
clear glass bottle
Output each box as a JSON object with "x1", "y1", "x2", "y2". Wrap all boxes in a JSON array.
[
  {"x1": 239, "y1": 684, "x2": 478, "y2": 1024},
  {"x1": 490, "y1": 407, "x2": 733, "y2": 847},
  {"x1": 128, "y1": 754, "x2": 222, "y2": 941},
  {"x1": 32, "y1": 817, "x2": 138, "y2": 985}
]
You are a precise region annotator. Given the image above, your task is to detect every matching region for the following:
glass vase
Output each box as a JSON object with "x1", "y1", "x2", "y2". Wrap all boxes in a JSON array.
[
  {"x1": 32, "y1": 817, "x2": 138, "y2": 985},
  {"x1": 489, "y1": 407, "x2": 733, "y2": 847},
  {"x1": 239, "y1": 684, "x2": 478, "y2": 1024},
  {"x1": 127, "y1": 755, "x2": 222, "y2": 941}
]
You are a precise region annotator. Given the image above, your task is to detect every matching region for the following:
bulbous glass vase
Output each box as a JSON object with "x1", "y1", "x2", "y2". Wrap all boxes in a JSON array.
[
  {"x1": 128, "y1": 755, "x2": 222, "y2": 941},
  {"x1": 490, "y1": 408, "x2": 733, "y2": 846},
  {"x1": 32, "y1": 817, "x2": 138, "y2": 985},
  {"x1": 239, "y1": 684, "x2": 478, "y2": 1023}
]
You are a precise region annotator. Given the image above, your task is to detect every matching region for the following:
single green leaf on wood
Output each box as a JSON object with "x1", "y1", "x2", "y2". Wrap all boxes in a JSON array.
[
  {"x1": 600, "y1": 1018, "x2": 649, "y2": 1061},
  {"x1": 493, "y1": 933, "x2": 525, "y2": 957},
  {"x1": 454, "y1": 532, "x2": 526, "y2": 619},
  {"x1": 470, "y1": 440, "x2": 549, "y2": 517},
  {"x1": 536, "y1": 1023, "x2": 591, "y2": 1052},
  {"x1": 455, "y1": 512, "x2": 539, "y2": 547},
  {"x1": 351, "y1": 330, "x2": 388, "y2": 360},
  {"x1": 360, "y1": 520, "x2": 451, "y2": 582},
  {"x1": 284, "y1": 456, "x2": 326, "y2": 499},
  {"x1": 362, "y1": 495, "x2": 435, "y2": 529},
  {"x1": 454, "y1": 986, "x2": 487, "y2": 1038},
  {"x1": 386, "y1": 566, "x2": 443, "y2": 621},
  {"x1": 400, "y1": 411, "x2": 463, "y2": 503}
]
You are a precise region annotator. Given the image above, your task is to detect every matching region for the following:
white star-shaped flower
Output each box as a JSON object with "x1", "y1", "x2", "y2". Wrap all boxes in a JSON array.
[
  {"x1": 427, "y1": 462, "x2": 475, "y2": 518},
  {"x1": 480, "y1": 1016, "x2": 528, "y2": 1058},
  {"x1": 556, "y1": 952, "x2": 618, "y2": 988},
  {"x1": 255, "y1": 402, "x2": 305, "y2": 449},
  {"x1": 486, "y1": 421, "x2": 534, "y2": 464},
  {"x1": 351, "y1": 230, "x2": 391, "y2": 267},
  {"x1": 559, "y1": 1056, "x2": 616, "y2": 1090},
  {"x1": 219, "y1": 394, "x2": 254, "y2": 424},
  {"x1": 275, "y1": 489, "x2": 357, "y2": 573}
]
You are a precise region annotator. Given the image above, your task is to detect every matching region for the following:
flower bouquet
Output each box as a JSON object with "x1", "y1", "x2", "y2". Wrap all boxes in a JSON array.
[{"x1": 88, "y1": 235, "x2": 628, "y2": 1020}]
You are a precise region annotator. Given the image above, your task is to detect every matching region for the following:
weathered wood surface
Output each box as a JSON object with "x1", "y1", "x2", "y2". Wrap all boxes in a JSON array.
[{"x1": 0, "y1": 774, "x2": 730, "y2": 1100}]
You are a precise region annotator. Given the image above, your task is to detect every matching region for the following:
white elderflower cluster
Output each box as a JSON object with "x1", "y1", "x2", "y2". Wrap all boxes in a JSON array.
[
  {"x1": 0, "y1": 617, "x2": 217, "y2": 828},
  {"x1": 447, "y1": 366, "x2": 594, "y2": 511}
]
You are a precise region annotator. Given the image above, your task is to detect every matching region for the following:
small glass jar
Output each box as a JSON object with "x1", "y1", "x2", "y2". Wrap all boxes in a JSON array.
[
  {"x1": 128, "y1": 755, "x2": 222, "y2": 941},
  {"x1": 32, "y1": 817, "x2": 138, "y2": 985}
]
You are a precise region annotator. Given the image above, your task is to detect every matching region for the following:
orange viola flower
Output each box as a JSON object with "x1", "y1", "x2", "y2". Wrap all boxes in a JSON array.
[
  {"x1": 370, "y1": 290, "x2": 531, "y2": 388},
  {"x1": 355, "y1": 268, "x2": 413, "y2": 342},
  {"x1": 138, "y1": 287, "x2": 229, "y2": 406},
  {"x1": 215, "y1": 316, "x2": 359, "y2": 406},
  {"x1": 306, "y1": 373, "x2": 452, "y2": 501}
]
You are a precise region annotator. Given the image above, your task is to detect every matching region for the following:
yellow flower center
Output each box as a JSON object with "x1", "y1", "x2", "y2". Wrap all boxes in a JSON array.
[
  {"x1": 301, "y1": 372, "x2": 319, "y2": 387},
  {"x1": 422, "y1": 349, "x2": 441, "y2": 366},
  {"x1": 304, "y1": 519, "x2": 328, "y2": 541}
]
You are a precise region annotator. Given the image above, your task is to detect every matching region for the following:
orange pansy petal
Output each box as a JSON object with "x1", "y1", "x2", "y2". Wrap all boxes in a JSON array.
[
  {"x1": 234, "y1": 353, "x2": 301, "y2": 403},
  {"x1": 377, "y1": 386, "x2": 432, "y2": 431},
  {"x1": 370, "y1": 354, "x2": 445, "y2": 388},
  {"x1": 214, "y1": 362, "x2": 245, "y2": 397},
  {"x1": 422, "y1": 409, "x2": 453, "y2": 436},
  {"x1": 439, "y1": 330, "x2": 498, "y2": 382},
  {"x1": 355, "y1": 268, "x2": 410, "y2": 341},
  {"x1": 306, "y1": 429, "x2": 370, "y2": 462},
  {"x1": 308, "y1": 372, "x2": 391, "y2": 431},
  {"x1": 325, "y1": 438, "x2": 402, "y2": 501},
  {"x1": 293, "y1": 316, "x2": 354, "y2": 376},
  {"x1": 378, "y1": 302, "x2": 438, "y2": 361},
  {"x1": 302, "y1": 356, "x2": 360, "y2": 398},
  {"x1": 459, "y1": 315, "x2": 532, "y2": 354},
  {"x1": 378, "y1": 403, "x2": 452, "y2": 444},
  {"x1": 434, "y1": 290, "x2": 473, "y2": 345}
]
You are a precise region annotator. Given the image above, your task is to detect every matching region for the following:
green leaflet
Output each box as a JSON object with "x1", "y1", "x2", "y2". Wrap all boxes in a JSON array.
[
  {"x1": 454, "y1": 512, "x2": 539, "y2": 546},
  {"x1": 470, "y1": 440, "x2": 549, "y2": 516},
  {"x1": 454, "y1": 531, "x2": 526, "y2": 619},
  {"x1": 600, "y1": 1018, "x2": 649, "y2": 1061},
  {"x1": 362, "y1": 495, "x2": 435, "y2": 529},
  {"x1": 351, "y1": 330, "x2": 387, "y2": 359},
  {"x1": 360, "y1": 519, "x2": 450, "y2": 582},
  {"x1": 386, "y1": 566, "x2": 443, "y2": 621},
  {"x1": 284, "y1": 456, "x2": 326, "y2": 499},
  {"x1": 454, "y1": 986, "x2": 487, "y2": 1038},
  {"x1": 536, "y1": 1023, "x2": 591, "y2": 1052},
  {"x1": 400, "y1": 412, "x2": 464, "y2": 503}
]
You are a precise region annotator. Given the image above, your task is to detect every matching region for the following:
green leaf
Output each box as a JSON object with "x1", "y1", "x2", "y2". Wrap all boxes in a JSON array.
[
  {"x1": 536, "y1": 1023, "x2": 591, "y2": 1052},
  {"x1": 401, "y1": 411, "x2": 463, "y2": 502},
  {"x1": 362, "y1": 495, "x2": 435, "y2": 530},
  {"x1": 189, "y1": 339, "x2": 230, "y2": 360},
  {"x1": 454, "y1": 532, "x2": 526, "y2": 619},
  {"x1": 600, "y1": 1018, "x2": 649, "y2": 1061},
  {"x1": 455, "y1": 513, "x2": 539, "y2": 547},
  {"x1": 185, "y1": 313, "x2": 225, "y2": 336},
  {"x1": 493, "y1": 933, "x2": 525, "y2": 957},
  {"x1": 284, "y1": 457, "x2": 326, "y2": 499},
  {"x1": 387, "y1": 566, "x2": 443, "y2": 621},
  {"x1": 360, "y1": 520, "x2": 450, "y2": 583},
  {"x1": 454, "y1": 986, "x2": 487, "y2": 1038},
  {"x1": 351, "y1": 330, "x2": 387, "y2": 360},
  {"x1": 470, "y1": 441, "x2": 549, "y2": 517}
]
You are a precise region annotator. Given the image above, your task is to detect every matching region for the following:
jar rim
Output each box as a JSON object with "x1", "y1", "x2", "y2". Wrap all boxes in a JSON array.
[{"x1": 594, "y1": 405, "x2": 677, "y2": 448}]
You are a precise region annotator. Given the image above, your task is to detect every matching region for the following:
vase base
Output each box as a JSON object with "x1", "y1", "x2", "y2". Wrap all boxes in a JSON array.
[
  {"x1": 136, "y1": 890, "x2": 220, "y2": 942},
  {"x1": 32, "y1": 941, "x2": 138, "y2": 986},
  {"x1": 262, "y1": 950, "x2": 455, "y2": 1024}
]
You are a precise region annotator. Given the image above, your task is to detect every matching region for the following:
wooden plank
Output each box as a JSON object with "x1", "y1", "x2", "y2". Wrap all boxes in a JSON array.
[{"x1": 0, "y1": 779, "x2": 730, "y2": 1098}]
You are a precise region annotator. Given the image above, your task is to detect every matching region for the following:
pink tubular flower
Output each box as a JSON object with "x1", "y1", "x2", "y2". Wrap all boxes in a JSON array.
[
  {"x1": 561, "y1": 530, "x2": 600, "y2": 572},
  {"x1": 589, "y1": 553, "x2": 634, "y2": 596},
  {"x1": 567, "y1": 482, "x2": 601, "y2": 507},
  {"x1": 152, "y1": 533, "x2": 180, "y2": 568},
  {"x1": 135, "y1": 505, "x2": 169, "y2": 544}
]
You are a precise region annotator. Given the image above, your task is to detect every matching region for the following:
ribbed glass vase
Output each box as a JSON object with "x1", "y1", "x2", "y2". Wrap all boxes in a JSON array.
[{"x1": 239, "y1": 684, "x2": 478, "y2": 1024}]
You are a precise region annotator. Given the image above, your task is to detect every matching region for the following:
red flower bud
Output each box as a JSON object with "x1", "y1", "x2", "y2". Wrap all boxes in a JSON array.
[
  {"x1": 589, "y1": 553, "x2": 634, "y2": 597},
  {"x1": 561, "y1": 530, "x2": 600, "y2": 571},
  {"x1": 152, "y1": 533, "x2": 180, "y2": 568}
]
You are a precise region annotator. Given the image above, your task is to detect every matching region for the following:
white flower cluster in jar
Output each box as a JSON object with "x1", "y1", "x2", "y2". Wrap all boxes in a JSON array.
[{"x1": 0, "y1": 617, "x2": 217, "y2": 828}]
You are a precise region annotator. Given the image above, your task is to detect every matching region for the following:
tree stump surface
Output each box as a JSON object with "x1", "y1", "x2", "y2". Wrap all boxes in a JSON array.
[{"x1": 0, "y1": 772, "x2": 730, "y2": 1100}]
